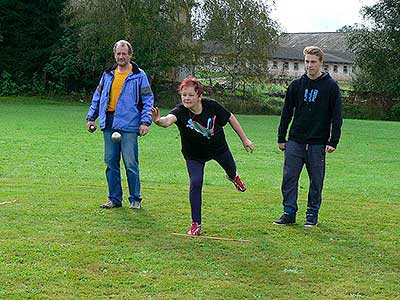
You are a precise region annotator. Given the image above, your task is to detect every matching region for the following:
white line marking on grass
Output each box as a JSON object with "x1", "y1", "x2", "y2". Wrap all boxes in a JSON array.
[{"x1": 0, "y1": 200, "x2": 17, "y2": 205}]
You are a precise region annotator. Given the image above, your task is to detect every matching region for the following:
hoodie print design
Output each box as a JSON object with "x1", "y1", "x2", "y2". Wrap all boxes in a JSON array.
[
  {"x1": 186, "y1": 115, "x2": 216, "y2": 139},
  {"x1": 304, "y1": 89, "x2": 319, "y2": 103}
]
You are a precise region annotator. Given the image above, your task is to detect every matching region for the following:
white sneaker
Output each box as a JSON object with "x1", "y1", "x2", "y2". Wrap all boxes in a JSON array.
[{"x1": 129, "y1": 201, "x2": 141, "y2": 210}]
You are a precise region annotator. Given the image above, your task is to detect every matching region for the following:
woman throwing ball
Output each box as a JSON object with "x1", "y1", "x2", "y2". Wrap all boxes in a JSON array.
[{"x1": 151, "y1": 77, "x2": 254, "y2": 236}]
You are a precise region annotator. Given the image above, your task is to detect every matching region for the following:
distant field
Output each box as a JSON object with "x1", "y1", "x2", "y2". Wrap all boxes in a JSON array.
[{"x1": 0, "y1": 97, "x2": 399, "y2": 299}]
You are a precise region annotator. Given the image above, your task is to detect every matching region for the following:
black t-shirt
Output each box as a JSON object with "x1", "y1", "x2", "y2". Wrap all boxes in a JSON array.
[{"x1": 170, "y1": 99, "x2": 231, "y2": 161}]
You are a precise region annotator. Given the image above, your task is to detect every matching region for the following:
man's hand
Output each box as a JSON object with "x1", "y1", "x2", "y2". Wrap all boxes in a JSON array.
[
  {"x1": 139, "y1": 124, "x2": 149, "y2": 136},
  {"x1": 87, "y1": 121, "x2": 96, "y2": 133},
  {"x1": 325, "y1": 145, "x2": 336, "y2": 153},
  {"x1": 278, "y1": 142, "x2": 286, "y2": 151},
  {"x1": 243, "y1": 138, "x2": 254, "y2": 153}
]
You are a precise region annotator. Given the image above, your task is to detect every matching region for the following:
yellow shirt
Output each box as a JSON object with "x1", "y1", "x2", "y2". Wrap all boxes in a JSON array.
[{"x1": 107, "y1": 65, "x2": 132, "y2": 112}]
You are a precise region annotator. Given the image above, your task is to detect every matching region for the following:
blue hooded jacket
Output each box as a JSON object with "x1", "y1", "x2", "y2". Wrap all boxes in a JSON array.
[{"x1": 86, "y1": 62, "x2": 154, "y2": 132}]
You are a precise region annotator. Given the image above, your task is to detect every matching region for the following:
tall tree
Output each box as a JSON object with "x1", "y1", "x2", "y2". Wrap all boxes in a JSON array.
[
  {"x1": 0, "y1": 0, "x2": 65, "y2": 79},
  {"x1": 195, "y1": 0, "x2": 279, "y2": 90},
  {"x1": 65, "y1": 0, "x2": 197, "y2": 85},
  {"x1": 43, "y1": 26, "x2": 82, "y2": 91},
  {"x1": 347, "y1": 0, "x2": 400, "y2": 98}
]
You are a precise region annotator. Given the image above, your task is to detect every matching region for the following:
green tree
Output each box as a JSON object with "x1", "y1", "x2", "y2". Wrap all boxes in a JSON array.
[
  {"x1": 348, "y1": 0, "x2": 400, "y2": 98},
  {"x1": 0, "y1": 0, "x2": 65, "y2": 80},
  {"x1": 65, "y1": 0, "x2": 197, "y2": 87},
  {"x1": 43, "y1": 27, "x2": 82, "y2": 92},
  {"x1": 195, "y1": 0, "x2": 279, "y2": 92}
]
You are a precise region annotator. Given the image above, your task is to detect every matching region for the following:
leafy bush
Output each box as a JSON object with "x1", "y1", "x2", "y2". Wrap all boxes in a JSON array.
[
  {"x1": 154, "y1": 89, "x2": 180, "y2": 108},
  {"x1": 209, "y1": 95, "x2": 283, "y2": 115},
  {"x1": 0, "y1": 71, "x2": 19, "y2": 96},
  {"x1": 389, "y1": 103, "x2": 400, "y2": 121},
  {"x1": 343, "y1": 103, "x2": 388, "y2": 120}
]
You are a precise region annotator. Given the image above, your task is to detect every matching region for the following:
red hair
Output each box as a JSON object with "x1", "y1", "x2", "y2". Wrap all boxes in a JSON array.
[{"x1": 179, "y1": 77, "x2": 204, "y2": 96}]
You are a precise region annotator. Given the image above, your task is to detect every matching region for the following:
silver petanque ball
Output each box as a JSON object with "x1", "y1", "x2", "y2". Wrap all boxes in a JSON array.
[{"x1": 111, "y1": 131, "x2": 121, "y2": 142}]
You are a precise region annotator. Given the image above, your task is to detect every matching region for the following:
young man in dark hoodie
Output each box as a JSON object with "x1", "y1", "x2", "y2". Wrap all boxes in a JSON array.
[{"x1": 274, "y1": 46, "x2": 343, "y2": 227}]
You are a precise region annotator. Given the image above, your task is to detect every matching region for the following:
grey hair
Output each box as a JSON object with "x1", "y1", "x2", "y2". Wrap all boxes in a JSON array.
[{"x1": 113, "y1": 40, "x2": 133, "y2": 55}]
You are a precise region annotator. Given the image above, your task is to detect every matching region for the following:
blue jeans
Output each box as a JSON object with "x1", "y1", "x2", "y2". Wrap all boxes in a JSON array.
[
  {"x1": 186, "y1": 150, "x2": 237, "y2": 224},
  {"x1": 281, "y1": 140, "x2": 326, "y2": 216},
  {"x1": 103, "y1": 113, "x2": 141, "y2": 205}
]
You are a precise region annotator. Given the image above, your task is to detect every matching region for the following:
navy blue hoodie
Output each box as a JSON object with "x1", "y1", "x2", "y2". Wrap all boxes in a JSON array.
[{"x1": 278, "y1": 72, "x2": 343, "y2": 148}]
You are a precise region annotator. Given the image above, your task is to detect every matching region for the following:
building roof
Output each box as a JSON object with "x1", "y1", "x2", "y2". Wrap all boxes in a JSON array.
[{"x1": 273, "y1": 32, "x2": 353, "y2": 64}]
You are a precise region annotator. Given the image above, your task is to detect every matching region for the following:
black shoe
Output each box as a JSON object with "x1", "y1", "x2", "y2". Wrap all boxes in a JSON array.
[
  {"x1": 304, "y1": 214, "x2": 318, "y2": 227},
  {"x1": 100, "y1": 200, "x2": 122, "y2": 209},
  {"x1": 273, "y1": 212, "x2": 296, "y2": 225}
]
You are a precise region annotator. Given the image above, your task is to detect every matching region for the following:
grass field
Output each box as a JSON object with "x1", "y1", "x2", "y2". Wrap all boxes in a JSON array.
[{"x1": 0, "y1": 97, "x2": 399, "y2": 300}]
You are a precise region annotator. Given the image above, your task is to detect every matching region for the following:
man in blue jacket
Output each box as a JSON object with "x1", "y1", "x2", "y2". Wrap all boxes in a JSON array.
[
  {"x1": 86, "y1": 40, "x2": 154, "y2": 210},
  {"x1": 274, "y1": 46, "x2": 343, "y2": 227}
]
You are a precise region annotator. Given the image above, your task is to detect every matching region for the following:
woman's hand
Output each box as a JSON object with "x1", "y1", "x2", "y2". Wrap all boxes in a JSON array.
[
  {"x1": 150, "y1": 106, "x2": 161, "y2": 124},
  {"x1": 243, "y1": 138, "x2": 254, "y2": 153}
]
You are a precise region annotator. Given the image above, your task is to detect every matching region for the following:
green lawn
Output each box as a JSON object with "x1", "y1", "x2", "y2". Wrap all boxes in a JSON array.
[{"x1": 0, "y1": 97, "x2": 399, "y2": 299}]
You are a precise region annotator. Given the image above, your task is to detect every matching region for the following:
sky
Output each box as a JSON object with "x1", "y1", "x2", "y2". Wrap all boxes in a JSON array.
[{"x1": 269, "y1": 0, "x2": 378, "y2": 33}]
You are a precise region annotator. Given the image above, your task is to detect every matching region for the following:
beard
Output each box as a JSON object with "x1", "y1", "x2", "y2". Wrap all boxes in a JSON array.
[{"x1": 117, "y1": 59, "x2": 129, "y2": 66}]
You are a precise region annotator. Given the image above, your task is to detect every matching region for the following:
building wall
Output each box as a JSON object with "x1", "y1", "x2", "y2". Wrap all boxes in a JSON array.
[{"x1": 268, "y1": 59, "x2": 352, "y2": 81}]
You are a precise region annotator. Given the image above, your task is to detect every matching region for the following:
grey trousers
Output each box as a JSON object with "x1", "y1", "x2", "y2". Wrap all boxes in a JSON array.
[{"x1": 281, "y1": 140, "x2": 326, "y2": 215}]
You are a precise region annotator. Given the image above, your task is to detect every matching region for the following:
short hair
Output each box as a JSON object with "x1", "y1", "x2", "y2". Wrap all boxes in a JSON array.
[
  {"x1": 179, "y1": 77, "x2": 205, "y2": 96},
  {"x1": 113, "y1": 40, "x2": 133, "y2": 55},
  {"x1": 303, "y1": 46, "x2": 324, "y2": 62}
]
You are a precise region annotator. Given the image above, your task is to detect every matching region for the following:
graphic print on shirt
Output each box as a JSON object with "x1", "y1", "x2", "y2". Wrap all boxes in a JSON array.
[
  {"x1": 304, "y1": 89, "x2": 319, "y2": 103},
  {"x1": 186, "y1": 115, "x2": 216, "y2": 139}
]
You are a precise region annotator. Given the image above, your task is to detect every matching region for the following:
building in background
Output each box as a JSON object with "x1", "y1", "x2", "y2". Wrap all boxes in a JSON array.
[{"x1": 269, "y1": 32, "x2": 353, "y2": 81}]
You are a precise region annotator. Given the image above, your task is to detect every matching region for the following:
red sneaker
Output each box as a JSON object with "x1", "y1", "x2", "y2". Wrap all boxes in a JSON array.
[
  {"x1": 227, "y1": 174, "x2": 247, "y2": 192},
  {"x1": 187, "y1": 222, "x2": 201, "y2": 236}
]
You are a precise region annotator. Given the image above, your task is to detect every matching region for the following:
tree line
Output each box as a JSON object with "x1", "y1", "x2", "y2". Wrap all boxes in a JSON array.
[
  {"x1": 0, "y1": 0, "x2": 399, "y2": 103},
  {"x1": 0, "y1": 0, "x2": 279, "y2": 96}
]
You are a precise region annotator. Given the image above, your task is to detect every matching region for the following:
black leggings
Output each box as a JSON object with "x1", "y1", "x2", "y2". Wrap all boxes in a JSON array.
[{"x1": 185, "y1": 150, "x2": 237, "y2": 224}]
